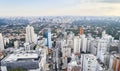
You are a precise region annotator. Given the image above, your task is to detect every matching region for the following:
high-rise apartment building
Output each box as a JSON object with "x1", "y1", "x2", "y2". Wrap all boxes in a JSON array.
[
  {"x1": 0, "y1": 33, "x2": 4, "y2": 50},
  {"x1": 109, "y1": 54, "x2": 120, "y2": 71},
  {"x1": 87, "y1": 34, "x2": 94, "y2": 53},
  {"x1": 81, "y1": 54, "x2": 98, "y2": 71},
  {"x1": 97, "y1": 30, "x2": 114, "y2": 63},
  {"x1": 79, "y1": 27, "x2": 87, "y2": 53},
  {"x1": 25, "y1": 25, "x2": 37, "y2": 44},
  {"x1": 73, "y1": 36, "x2": 81, "y2": 54},
  {"x1": 67, "y1": 54, "x2": 81, "y2": 71},
  {"x1": 14, "y1": 41, "x2": 19, "y2": 49},
  {"x1": 80, "y1": 34, "x2": 87, "y2": 53},
  {"x1": 3, "y1": 37, "x2": 9, "y2": 46},
  {"x1": 80, "y1": 27, "x2": 84, "y2": 35},
  {"x1": 62, "y1": 46, "x2": 71, "y2": 58}
]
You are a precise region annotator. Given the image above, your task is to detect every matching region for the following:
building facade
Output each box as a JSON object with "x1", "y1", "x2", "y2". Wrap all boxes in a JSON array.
[{"x1": 0, "y1": 33, "x2": 4, "y2": 51}]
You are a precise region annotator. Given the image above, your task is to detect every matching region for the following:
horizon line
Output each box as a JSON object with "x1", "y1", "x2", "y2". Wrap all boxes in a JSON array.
[{"x1": 0, "y1": 15, "x2": 120, "y2": 17}]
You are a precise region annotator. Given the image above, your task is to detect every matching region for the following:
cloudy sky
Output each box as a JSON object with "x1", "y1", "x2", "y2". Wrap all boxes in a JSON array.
[{"x1": 0, "y1": 0, "x2": 120, "y2": 16}]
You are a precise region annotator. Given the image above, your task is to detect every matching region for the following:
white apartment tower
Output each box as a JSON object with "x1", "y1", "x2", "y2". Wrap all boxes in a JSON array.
[
  {"x1": 80, "y1": 34, "x2": 87, "y2": 53},
  {"x1": 3, "y1": 37, "x2": 9, "y2": 46},
  {"x1": 97, "y1": 30, "x2": 113, "y2": 63},
  {"x1": 73, "y1": 36, "x2": 81, "y2": 54},
  {"x1": 14, "y1": 41, "x2": 19, "y2": 49},
  {"x1": 25, "y1": 25, "x2": 37, "y2": 44},
  {"x1": 81, "y1": 54, "x2": 98, "y2": 71},
  {"x1": 87, "y1": 34, "x2": 94, "y2": 53},
  {"x1": 97, "y1": 39, "x2": 109, "y2": 63},
  {"x1": 61, "y1": 46, "x2": 71, "y2": 57},
  {"x1": 0, "y1": 33, "x2": 4, "y2": 50},
  {"x1": 67, "y1": 54, "x2": 81, "y2": 71}
]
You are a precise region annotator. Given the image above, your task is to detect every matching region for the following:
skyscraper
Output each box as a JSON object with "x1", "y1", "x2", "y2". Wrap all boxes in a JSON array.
[
  {"x1": 0, "y1": 33, "x2": 4, "y2": 50},
  {"x1": 46, "y1": 29, "x2": 52, "y2": 49},
  {"x1": 79, "y1": 27, "x2": 88, "y2": 53},
  {"x1": 25, "y1": 25, "x2": 37, "y2": 44},
  {"x1": 73, "y1": 36, "x2": 81, "y2": 54},
  {"x1": 79, "y1": 27, "x2": 87, "y2": 53}
]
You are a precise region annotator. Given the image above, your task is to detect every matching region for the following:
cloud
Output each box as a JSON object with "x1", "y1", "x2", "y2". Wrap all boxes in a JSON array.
[
  {"x1": 42, "y1": 3, "x2": 118, "y2": 16},
  {"x1": 100, "y1": 0, "x2": 120, "y2": 3},
  {"x1": 78, "y1": 0, "x2": 120, "y2": 3}
]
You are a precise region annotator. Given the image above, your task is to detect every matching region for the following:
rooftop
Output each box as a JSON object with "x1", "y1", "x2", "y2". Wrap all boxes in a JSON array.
[
  {"x1": 2, "y1": 51, "x2": 39, "y2": 62},
  {"x1": 114, "y1": 54, "x2": 120, "y2": 59}
]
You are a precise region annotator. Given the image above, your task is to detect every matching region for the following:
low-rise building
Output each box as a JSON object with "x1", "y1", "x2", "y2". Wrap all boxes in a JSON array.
[{"x1": 1, "y1": 50, "x2": 46, "y2": 71}]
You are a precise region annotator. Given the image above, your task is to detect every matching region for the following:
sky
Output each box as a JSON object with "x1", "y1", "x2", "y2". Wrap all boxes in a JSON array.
[{"x1": 0, "y1": 0, "x2": 120, "y2": 16}]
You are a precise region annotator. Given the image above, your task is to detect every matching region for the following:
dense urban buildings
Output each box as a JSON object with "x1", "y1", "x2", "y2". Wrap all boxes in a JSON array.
[
  {"x1": 0, "y1": 16, "x2": 120, "y2": 71},
  {"x1": 1, "y1": 0, "x2": 120, "y2": 71}
]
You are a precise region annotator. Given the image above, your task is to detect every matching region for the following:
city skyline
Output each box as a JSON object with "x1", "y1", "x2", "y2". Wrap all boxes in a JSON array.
[
  {"x1": 0, "y1": 16, "x2": 120, "y2": 71},
  {"x1": 0, "y1": 0, "x2": 120, "y2": 16}
]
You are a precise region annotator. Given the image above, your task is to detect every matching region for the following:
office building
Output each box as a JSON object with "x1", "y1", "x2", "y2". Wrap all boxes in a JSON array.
[
  {"x1": 46, "y1": 29, "x2": 52, "y2": 49},
  {"x1": 1, "y1": 50, "x2": 47, "y2": 71}
]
